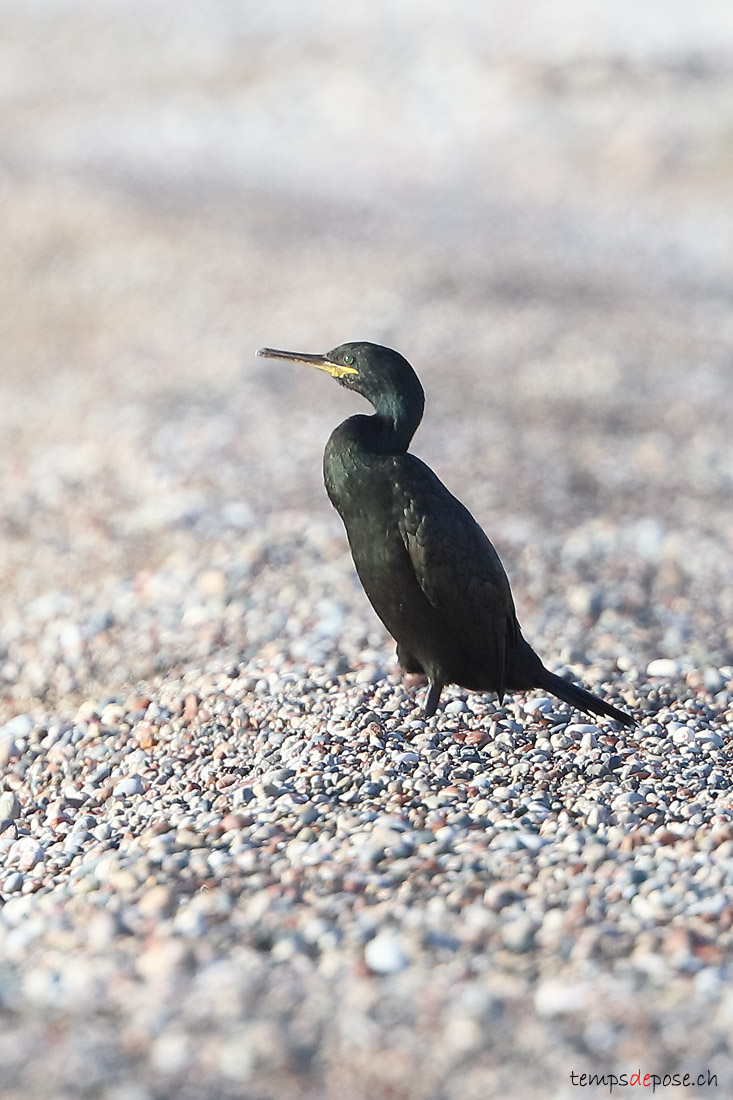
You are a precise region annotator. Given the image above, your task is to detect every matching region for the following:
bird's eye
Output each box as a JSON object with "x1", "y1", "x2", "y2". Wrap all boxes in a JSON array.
[{"x1": 343, "y1": 354, "x2": 354, "y2": 366}]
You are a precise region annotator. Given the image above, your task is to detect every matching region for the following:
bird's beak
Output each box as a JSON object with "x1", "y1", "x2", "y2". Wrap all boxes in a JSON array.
[{"x1": 256, "y1": 347, "x2": 358, "y2": 379}]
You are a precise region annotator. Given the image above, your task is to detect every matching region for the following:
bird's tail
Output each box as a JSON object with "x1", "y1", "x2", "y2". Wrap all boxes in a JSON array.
[{"x1": 534, "y1": 666, "x2": 634, "y2": 727}]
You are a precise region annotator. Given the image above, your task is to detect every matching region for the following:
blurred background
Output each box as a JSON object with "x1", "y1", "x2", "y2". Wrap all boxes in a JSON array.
[{"x1": 2, "y1": 0, "x2": 733, "y2": 717}]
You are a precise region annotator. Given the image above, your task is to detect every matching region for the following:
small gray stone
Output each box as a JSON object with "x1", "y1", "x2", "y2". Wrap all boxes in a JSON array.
[
  {"x1": 501, "y1": 917, "x2": 536, "y2": 953},
  {"x1": 0, "y1": 791, "x2": 21, "y2": 821},
  {"x1": 231, "y1": 786, "x2": 256, "y2": 806},
  {"x1": 703, "y1": 668, "x2": 725, "y2": 693},
  {"x1": 0, "y1": 736, "x2": 19, "y2": 766},
  {"x1": 63, "y1": 785, "x2": 88, "y2": 807},
  {"x1": 3, "y1": 871, "x2": 25, "y2": 894}
]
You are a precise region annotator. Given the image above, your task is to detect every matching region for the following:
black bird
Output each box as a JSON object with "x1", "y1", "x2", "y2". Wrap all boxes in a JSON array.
[{"x1": 257, "y1": 341, "x2": 633, "y2": 727}]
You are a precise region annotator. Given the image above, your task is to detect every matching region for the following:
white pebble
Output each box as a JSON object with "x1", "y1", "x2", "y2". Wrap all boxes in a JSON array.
[
  {"x1": 8, "y1": 837, "x2": 44, "y2": 871},
  {"x1": 524, "y1": 697, "x2": 554, "y2": 713},
  {"x1": 535, "y1": 979, "x2": 590, "y2": 1016},
  {"x1": 646, "y1": 659, "x2": 679, "y2": 677},
  {"x1": 113, "y1": 776, "x2": 145, "y2": 797},
  {"x1": 364, "y1": 931, "x2": 409, "y2": 974},
  {"x1": 0, "y1": 715, "x2": 33, "y2": 739}
]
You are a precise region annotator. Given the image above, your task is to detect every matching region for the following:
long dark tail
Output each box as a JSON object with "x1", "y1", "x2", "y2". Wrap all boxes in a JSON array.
[{"x1": 534, "y1": 666, "x2": 634, "y2": 727}]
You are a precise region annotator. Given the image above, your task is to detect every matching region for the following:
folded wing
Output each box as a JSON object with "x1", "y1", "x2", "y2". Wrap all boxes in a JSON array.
[{"x1": 393, "y1": 456, "x2": 518, "y2": 700}]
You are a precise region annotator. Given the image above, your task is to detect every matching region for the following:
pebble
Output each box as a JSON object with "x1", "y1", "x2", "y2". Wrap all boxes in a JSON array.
[
  {"x1": 63, "y1": 785, "x2": 88, "y2": 807},
  {"x1": 8, "y1": 837, "x2": 44, "y2": 871},
  {"x1": 364, "y1": 931, "x2": 409, "y2": 974},
  {"x1": 0, "y1": 791, "x2": 21, "y2": 821},
  {"x1": 535, "y1": 979, "x2": 590, "y2": 1017},
  {"x1": 0, "y1": 715, "x2": 33, "y2": 739},
  {"x1": 0, "y1": 735, "x2": 19, "y2": 766},
  {"x1": 3, "y1": 872, "x2": 25, "y2": 894},
  {"x1": 138, "y1": 884, "x2": 176, "y2": 919},
  {"x1": 703, "y1": 668, "x2": 725, "y2": 693},
  {"x1": 646, "y1": 658, "x2": 680, "y2": 677},
  {"x1": 112, "y1": 776, "x2": 145, "y2": 798},
  {"x1": 523, "y1": 697, "x2": 554, "y2": 713},
  {"x1": 501, "y1": 916, "x2": 536, "y2": 953}
]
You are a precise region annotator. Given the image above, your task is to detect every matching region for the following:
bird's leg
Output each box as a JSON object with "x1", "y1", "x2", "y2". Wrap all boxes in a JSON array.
[{"x1": 423, "y1": 681, "x2": 443, "y2": 718}]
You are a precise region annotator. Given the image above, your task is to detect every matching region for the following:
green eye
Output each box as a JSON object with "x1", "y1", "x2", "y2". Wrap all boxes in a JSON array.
[{"x1": 343, "y1": 354, "x2": 354, "y2": 365}]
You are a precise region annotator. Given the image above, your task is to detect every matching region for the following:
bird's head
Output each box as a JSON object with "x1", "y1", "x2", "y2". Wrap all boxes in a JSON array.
[{"x1": 257, "y1": 341, "x2": 425, "y2": 429}]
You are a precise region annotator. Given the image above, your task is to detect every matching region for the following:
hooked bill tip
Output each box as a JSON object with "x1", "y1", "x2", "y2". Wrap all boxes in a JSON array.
[{"x1": 256, "y1": 346, "x2": 327, "y2": 364}]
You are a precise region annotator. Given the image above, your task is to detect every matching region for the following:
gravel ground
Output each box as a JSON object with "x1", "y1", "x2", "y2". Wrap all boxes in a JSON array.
[{"x1": 2, "y1": 3, "x2": 733, "y2": 1098}]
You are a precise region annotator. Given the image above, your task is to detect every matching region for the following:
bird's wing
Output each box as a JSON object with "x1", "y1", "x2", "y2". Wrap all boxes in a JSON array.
[{"x1": 394, "y1": 456, "x2": 518, "y2": 700}]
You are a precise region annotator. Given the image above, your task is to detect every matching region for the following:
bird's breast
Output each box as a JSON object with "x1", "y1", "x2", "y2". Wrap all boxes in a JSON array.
[{"x1": 323, "y1": 429, "x2": 396, "y2": 514}]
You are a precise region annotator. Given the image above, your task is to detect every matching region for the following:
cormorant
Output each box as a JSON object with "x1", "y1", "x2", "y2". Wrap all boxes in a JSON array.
[{"x1": 257, "y1": 341, "x2": 633, "y2": 727}]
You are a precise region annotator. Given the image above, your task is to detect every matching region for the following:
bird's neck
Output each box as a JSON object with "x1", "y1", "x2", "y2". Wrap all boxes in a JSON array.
[
  {"x1": 326, "y1": 410, "x2": 419, "y2": 475},
  {"x1": 366, "y1": 391, "x2": 423, "y2": 454},
  {"x1": 323, "y1": 403, "x2": 421, "y2": 508},
  {"x1": 357, "y1": 412, "x2": 416, "y2": 454}
]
